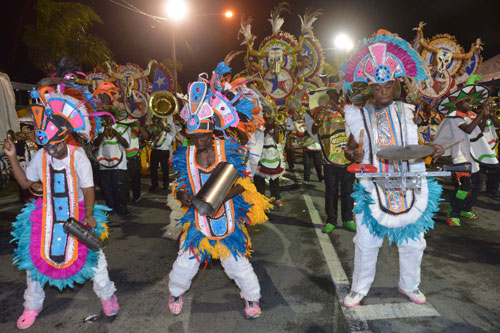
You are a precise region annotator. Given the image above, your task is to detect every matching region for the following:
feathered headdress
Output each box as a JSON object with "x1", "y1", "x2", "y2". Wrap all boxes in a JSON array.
[
  {"x1": 29, "y1": 57, "x2": 118, "y2": 145},
  {"x1": 341, "y1": 31, "x2": 427, "y2": 92},
  {"x1": 180, "y1": 54, "x2": 258, "y2": 135}
]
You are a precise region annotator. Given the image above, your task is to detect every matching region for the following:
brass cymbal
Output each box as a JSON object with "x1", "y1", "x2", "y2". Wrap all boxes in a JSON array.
[{"x1": 376, "y1": 145, "x2": 434, "y2": 161}]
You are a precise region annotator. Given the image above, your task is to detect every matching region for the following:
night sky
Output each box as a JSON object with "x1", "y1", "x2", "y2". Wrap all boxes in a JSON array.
[{"x1": 3, "y1": 0, "x2": 500, "y2": 88}]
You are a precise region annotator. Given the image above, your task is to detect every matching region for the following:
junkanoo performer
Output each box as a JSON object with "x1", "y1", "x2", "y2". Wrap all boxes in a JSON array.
[
  {"x1": 167, "y1": 61, "x2": 272, "y2": 319},
  {"x1": 340, "y1": 31, "x2": 443, "y2": 307},
  {"x1": 3, "y1": 59, "x2": 119, "y2": 329},
  {"x1": 433, "y1": 84, "x2": 498, "y2": 226}
]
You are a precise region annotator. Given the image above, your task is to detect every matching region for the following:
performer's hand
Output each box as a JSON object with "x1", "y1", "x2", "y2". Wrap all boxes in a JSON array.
[
  {"x1": 84, "y1": 215, "x2": 97, "y2": 228},
  {"x1": 2, "y1": 138, "x2": 16, "y2": 157},
  {"x1": 431, "y1": 144, "x2": 444, "y2": 162},
  {"x1": 178, "y1": 191, "x2": 193, "y2": 206},
  {"x1": 352, "y1": 149, "x2": 364, "y2": 163}
]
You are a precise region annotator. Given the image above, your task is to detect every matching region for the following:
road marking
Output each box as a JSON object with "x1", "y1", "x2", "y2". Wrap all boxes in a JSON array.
[{"x1": 300, "y1": 182, "x2": 440, "y2": 332}]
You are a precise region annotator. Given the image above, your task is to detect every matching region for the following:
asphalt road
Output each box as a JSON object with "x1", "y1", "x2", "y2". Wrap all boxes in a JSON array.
[{"x1": 0, "y1": 169, "x2": 499, "y2": 332}]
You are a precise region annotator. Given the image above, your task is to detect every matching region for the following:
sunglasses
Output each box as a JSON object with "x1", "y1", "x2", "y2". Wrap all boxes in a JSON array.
[{"x1": 44, "y1": 141, "x2": 65, "y2": 155}]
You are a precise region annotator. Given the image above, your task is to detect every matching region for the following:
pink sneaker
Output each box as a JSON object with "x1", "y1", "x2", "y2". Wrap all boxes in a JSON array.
[
  {"x1": 168, "y1": 295, "x2": 183, "y2": 315},
  {"x1": 242, "y1": 298, "x2": 261, "y2": 319},
  {"x1": 17, "y1": 307, "x2": 42, "y2": 329},
  {"x1": 101, "y1": 294, "x2": 119, "y2": 316}
]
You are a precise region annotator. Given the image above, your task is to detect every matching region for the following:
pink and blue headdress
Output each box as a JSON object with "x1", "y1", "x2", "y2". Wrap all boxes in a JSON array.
[
  {"x1": 180, "y1": 55, "x2": 257, "y2": 135},
  {"x1": 341, "y1": 31, "x2": 427, "y2": 92}
]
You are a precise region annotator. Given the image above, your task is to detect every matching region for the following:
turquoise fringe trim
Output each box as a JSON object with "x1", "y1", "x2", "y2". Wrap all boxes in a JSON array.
[
  {"x1": 10, "y1": 201, "x2": 111, "y2": 291},
  {"x1": 352, "y1": 178, "x2": 442, "y2": 245}
]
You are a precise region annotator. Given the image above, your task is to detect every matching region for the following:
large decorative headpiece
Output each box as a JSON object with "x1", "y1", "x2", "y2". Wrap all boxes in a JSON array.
[
  {"x1": 180, "y1": 54, "x2": 257, "y2": 135},
  {"x1": 437, "y1": 84, "x2": 489, "y2": 114},
  {"x1": 342, "y1": 31, "x2": 427, "y2": 92},
  {"x1": 29, "y1": 57, "x2": 118, "y2": 145}
]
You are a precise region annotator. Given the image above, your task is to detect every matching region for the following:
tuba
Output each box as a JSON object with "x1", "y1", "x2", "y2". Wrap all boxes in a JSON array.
[
  {"x1": 149, "y1": 91, "x2": 178, "y2": 119},
  {"x1": 274, "y1": 110, "x2": 288, "y2": 126}
]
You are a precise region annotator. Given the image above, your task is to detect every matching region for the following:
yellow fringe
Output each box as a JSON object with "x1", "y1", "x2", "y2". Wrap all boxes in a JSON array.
[
  {"x1": 98, "y1": 222, "x2": 109, "y2": 241},
  {"x1": 179, "y1": 223, "x2": 253, "y2": 260},
  {"x1": 237, "y1": 177, "x2": 273, "y2": 225}
]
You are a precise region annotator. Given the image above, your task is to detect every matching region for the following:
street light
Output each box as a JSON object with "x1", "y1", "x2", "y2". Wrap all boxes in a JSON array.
[
  {"x1": 224, "y1": 10, "x2": 233, "y2": 19},
  {"x1": 164, "y1": 0, "x2": 188, "y2": 92},
  {"x1": 333, "y1": 33, "x2": 354, "y2": 51},
  {"x1": 165, "y1": 0, "x2": 188, "y2": 21}
]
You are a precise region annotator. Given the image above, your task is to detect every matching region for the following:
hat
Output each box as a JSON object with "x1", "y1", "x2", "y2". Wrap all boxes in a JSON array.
[
  {"x1": 341, "y1": 31, "x2": 427, "y2": 92},
  {"x1": 437, "y1": 85, "x2": 489, "y2": 114}
]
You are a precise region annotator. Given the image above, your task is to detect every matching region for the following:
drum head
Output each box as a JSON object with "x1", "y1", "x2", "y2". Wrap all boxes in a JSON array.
[{"x1": 376, "y1": 145, "x2": 434, "y2": 160}]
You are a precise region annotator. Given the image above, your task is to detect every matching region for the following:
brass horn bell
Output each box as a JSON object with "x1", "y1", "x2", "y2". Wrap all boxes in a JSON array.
[{"x1": 149, "y1": 91, "x2": 178, "y2": 119}]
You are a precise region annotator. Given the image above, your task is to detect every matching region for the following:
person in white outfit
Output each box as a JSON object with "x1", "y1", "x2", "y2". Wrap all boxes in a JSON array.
[{"x1": 340, "y1": 31, "x2": 443, "y2": 307}]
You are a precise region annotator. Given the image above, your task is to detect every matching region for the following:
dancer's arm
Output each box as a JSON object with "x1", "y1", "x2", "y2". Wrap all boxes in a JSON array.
[
  {"x1": 82, "y1": 187, "x2": 97, "y2": 228},
  {"x1": 2, "y1": 138, "x2": 33, "y2": 189}
]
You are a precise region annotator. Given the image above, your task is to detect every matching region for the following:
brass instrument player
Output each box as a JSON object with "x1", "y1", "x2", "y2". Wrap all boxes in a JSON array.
[
  {"x1": 93, "y1": 115, "x2": 131, "y2": 217},
  {"x1": 308, "y1": 79, "x2": 356, "y2": 234},
  {"x1": 147, "y1": 115, "x2": 176, "y2": 192}
]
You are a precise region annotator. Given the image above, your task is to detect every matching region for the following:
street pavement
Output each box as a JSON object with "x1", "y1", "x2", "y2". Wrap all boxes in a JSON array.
[{"x1": 0, "y1": 170, "x2": 499, "y2": 332}]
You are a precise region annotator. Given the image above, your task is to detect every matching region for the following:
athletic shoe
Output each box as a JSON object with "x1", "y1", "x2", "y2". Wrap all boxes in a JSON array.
[
  {"x1": 17, "y1": 307, "x2": 42, "y2": 329},
  {"x1": 343, "y1": 291, "x2": 364, "y2": 307},
  {"x1": 168, "y1": 295, "x2": 183, "y2": 315},
  {"x1": 101, "y1": 294, "x2": 119, "y2": 316},
  {"x1": 242, "y1": 298, "x2": 261, "y2": 319},
  {"x1": 446, "y1": 217, "x2": 460, "y2": 227},
  {"x1": 398, "y1": 287, "x2": 427, "y2": 304},
  {"x1": 275, "y1": 200, "x2": 284, "y2": 207},
  {"x1": 322, "y1": 223, "x2": 335, "y2": 233},
  {"x1": 343, "y1": 221, "x2": 356, "y2": 232},
  {"x1": 131, "y1": 196, "x2": 142, "y2": 203},
  {"x1": 460, "y1": 211, "x2": 478, "y2": 219}
]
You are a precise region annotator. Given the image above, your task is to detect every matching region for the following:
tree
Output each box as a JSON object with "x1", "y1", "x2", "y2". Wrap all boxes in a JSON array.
[{"x1": 22, "y1": 0, "x2": 113, "y2": 74}]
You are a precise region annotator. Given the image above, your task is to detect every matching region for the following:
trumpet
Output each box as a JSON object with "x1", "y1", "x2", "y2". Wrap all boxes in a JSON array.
[
  {"x1": 274, "y1": 110, "x2": 288, "y2": 126},
  {"x1": 104, "y1": 124, "x2": 114, "y2": 140},
  {"x1": 7, "y1": 130, "x2": 35, "y2": 143}
]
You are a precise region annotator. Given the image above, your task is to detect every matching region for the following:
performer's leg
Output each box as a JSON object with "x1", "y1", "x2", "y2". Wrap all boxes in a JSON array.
[
  {"x1": 18, "y1": 273, "x2": 44, "y2": 329},
  {"x1": 115, "y1": 169, "x2": 129, "y2": 215},
  {"x1": 160, "y1": 150, "x2": 170, "y2": 189},
  {"x1": 463, "y1": 171, "x2": 482, "y2": 213},
  {"x1": 303, "y1": 150, "x2": 312, "y2": 182},
  {"x1": 324, "y1": 164, "x2": 339, "y2": 225},
  {"x1": 168, "y1": 250, "x2": 201, "y2": 297},
  {"x1": 397, "y1": 233, "x2": 426, "y2": 293},
  {"x1": 449, "y1": 173, "x2": 471, "y2": 218},
  {"x1": 128, "y1": 156, "x2": 142, "y2": 201},
  {"x1": 150, "y1": 149, "x2": 160, "y2": 189},
  {"x1": 485, "y1": 166, "x2": 500, "y2": 196},
  {"x1": 92, "y1": 252, "x2": 117, "y2": 301},
  {"x1": 269, "y1": 177, "x2": 281, "y2": 200},
  {"x1": 221, "y1": 255, "x2": 261, "y2": 302},
  {"x1": 312, "y1": 151, "x2": 323, "y2": 181},
  {"x1": 100, "y1": 170, "x2": 116, "y2": 211},
  {"x1": 339, "y1": 167, "x2": 355, "y2": 222},
  {"x1": 253, "y1": 175, "x2": 266, "y2": 196},
  {"x1": 23, "y1": 273, "x2": 45, "y2": 311},
  {"x1": 351, "y1": 217, "x2": 383, "y2": 296}
]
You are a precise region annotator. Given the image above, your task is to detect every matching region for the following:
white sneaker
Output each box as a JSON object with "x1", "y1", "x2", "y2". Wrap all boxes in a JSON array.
[
  {"x1": 343, "y1": 291, "x2": 364, "y2": 307},
  {"x1": 398, "y1": 287, "x2": 427, "y2": 304}
]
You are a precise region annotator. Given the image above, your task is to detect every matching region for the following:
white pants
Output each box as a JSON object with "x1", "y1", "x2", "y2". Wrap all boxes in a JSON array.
[
  {"x1": 351, "y1": 214, "x2": 426, "y2": 296},
  {"x1": 168, "y1": 248, "x2": 261, "y2": 302},
  {"x1": 23, "y1": 252, "x2": 116, "y2": 311}
]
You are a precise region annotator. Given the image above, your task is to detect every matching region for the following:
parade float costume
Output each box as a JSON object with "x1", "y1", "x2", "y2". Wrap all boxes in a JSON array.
[
  {"x1": 239, "y1": 5, "x2": 324, "y2": 108},
  {"x1": 167, "y1": 61, "x2": 272, "y2": 317},
  {"x1": 341, "y1": 32, "x2": 442, "y2": 301},
  {"x1": 10, "y1": 60, "x2": 119, "y2": 328},
  {"x1": 433, "y1": 84, "x2": 497, "y2": 223}
]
